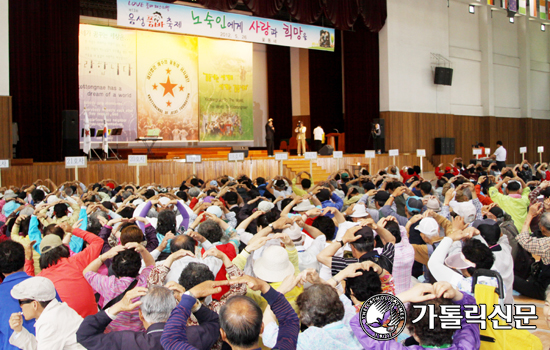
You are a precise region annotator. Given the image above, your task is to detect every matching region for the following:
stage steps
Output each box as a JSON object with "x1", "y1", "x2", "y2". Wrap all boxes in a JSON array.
[
  {"x1": 283, "y1": 160, "x2": 332, "y2": 183},
  {"x1": 283, "y1": 156, "x2": 437, "y2": 184}
]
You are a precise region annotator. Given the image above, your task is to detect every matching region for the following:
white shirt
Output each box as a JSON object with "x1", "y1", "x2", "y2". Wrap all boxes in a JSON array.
[
  {"x1": 319, "y1": 241, "x2": 344, "y2": 281},
  {"x1": 313, "y1": 127, "x2": 324, "y2": 140},
  {"x1": 10, "y1": 299, "x2": 85, "y2": 350},
  {"x1": 477, "y1": 234, "x2": 515, "y2": 306},
  {"x1": 494, "y1": 146, "x2": 507, "y2": 162},
  {"x1": 273, "y1": 187, "x2": 293, "y2": 210},
  {"x1": 296, "y1": 234, "x2": 326, "y2": 272},
  {"x1": 161, "y1": 254, "x2": 223, "y2": 284}
]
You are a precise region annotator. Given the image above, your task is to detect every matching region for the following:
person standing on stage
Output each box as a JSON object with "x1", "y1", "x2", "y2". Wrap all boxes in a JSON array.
[
  {"x1": 491, "y1": 140, "x2": 507, "y2": 171},
  {"x1": 265, "y1": 118, "x2": 275, "y2": 157},
  {"x1": 313, "y1": 125, "x2": 324, "y2": 152},
  {"x1": 295, "y1": 121, "x2": 306, "y2": 156}
]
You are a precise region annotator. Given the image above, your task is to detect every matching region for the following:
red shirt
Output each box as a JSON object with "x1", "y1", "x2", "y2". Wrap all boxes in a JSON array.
[
  {"x1": 38, "y1": 228, "x2": 103, "y2": 318},
  {"x1": 400, "y1": 169, "x2": 418, "y2": 182},
  {"x1": 201, "y1": 242, "x2": 237, "y2": 300},
  {"x1": 435, "y1": 166, "x2": 459, "y2": 179}
]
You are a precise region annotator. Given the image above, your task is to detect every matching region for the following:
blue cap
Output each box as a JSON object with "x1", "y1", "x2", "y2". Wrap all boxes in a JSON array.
[
  {"x1": 406, "y1": 196, "x2": 423, "y2": 213},
  {"x1": 3, "y1": 201, "x2": 20, "y2": 217}
]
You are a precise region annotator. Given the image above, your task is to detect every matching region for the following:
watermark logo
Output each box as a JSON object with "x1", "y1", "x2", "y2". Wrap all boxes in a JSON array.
[{"x1": 359, "y1": 294, "x2": 407, "y2": 340}]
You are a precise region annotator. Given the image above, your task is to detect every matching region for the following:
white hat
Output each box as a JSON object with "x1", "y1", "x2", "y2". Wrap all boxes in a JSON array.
[
  {"x1": 47, "y1": 195, "x2": 60, "y2": 205},
  {"x1": 292, "y1": 200, "x2": 315, "y2": 212},
  {"x1": 445, "y1": 252, "x2": 476, "y2": 270},
  {"x1": 20, "y1": 206, "x2": 34, "y2": 217},
  {"x1": 350, "y1": 204, "x2": 369, "y2": 218},
  {"x1": 426, "y1": 198, "x2": 441, "y2": 212},
  {"x1": 11, "y1": 277, "x2": 56, "y2": 302},
  {"x1": 452, "y1": 202, "x2": 477, "y2": 224},
  {"x1": 417, "y1": 217, "x2": 439, "y2": 237},
  {"x1": 258, "y1": 201, "x2": 275, "y2": 213},
  {"x1": 282, "y1": 223, "x2": 303, "y2": 241},
  {"x1": 253, "y1": 246, "x2": 295, "y2": 283},
  {"x1": 37, "y1": 185, "x2": 50, "y2": 194},
  {"x1": 206, "y1": 205, "x2": 223, "y2": 218},
  {"x1": 3, "y1": 190, "x2": 17, "y2": 200}
]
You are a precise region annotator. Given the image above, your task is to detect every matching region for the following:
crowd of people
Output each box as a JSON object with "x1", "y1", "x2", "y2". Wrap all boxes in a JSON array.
[
  {"x1": 202, "y1": 112, "x2": 243, "y2": 138},
  {"x1": 0, "y1": 156, "x2": 548, "y2": 349}
]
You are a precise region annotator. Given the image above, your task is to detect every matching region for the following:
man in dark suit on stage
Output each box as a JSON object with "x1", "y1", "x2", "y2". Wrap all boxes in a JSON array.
[{"x1": 265, "y1": 118, "x2": 275, "y2": 157}]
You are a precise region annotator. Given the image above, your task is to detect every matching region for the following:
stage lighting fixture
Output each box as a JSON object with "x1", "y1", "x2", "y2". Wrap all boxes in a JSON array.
[{"x1": 469, "y1": 5, "x2": 475, "y2": 14}]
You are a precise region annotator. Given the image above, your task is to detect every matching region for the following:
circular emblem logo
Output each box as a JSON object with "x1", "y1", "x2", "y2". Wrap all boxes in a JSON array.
[
  {"x1": 359, "y1": 294, "x2": 407, "y2": 341},
  {"x1": 145, "y1": 59, "x2": 192, "y2": 115}
]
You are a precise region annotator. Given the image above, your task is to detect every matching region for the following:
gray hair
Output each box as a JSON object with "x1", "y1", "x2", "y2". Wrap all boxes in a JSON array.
[
  {"x1": 462, "y1": 187, "x2": 473, "y2": 201},
  {"x1": 140, "y1": 285, "x2": 177, "y2": 324},
  {"x1": 540, "y1": 212, "x2": 550, "y2": 232},
  {"x1": 87, "y1": 210, "x2": 109, "y2": 232},
  {"x1": 197, "y1": 219, "x2": 224, "y2": 243},
  {"x1": 121, "y1": 191, "x2": 132, "y2": 200},
  {"x1": 64, "y1": 187, "x2": 74, "y2": 197},
  {"x1": 296, "y1": 284, "x2": 344, "y2": 328}
]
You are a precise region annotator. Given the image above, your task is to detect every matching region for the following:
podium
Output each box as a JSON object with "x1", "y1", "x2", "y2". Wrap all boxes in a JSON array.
[{"x1": 326, "y1": 133, "x2": 345, "y2": 152}]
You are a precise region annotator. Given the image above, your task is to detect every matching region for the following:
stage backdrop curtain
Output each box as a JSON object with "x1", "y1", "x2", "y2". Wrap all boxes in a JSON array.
[
  {"x1": 359, "y1": 0, "x2": 387, "y2": 33},
  {"x1": 243, "y1": 0, "x2": 285, "y2": 18},
  {"x1": 286, "y1": 0, "x2": 324, "y2": 24},
  {"x1": 308, "y1": 30, "x2": 343, "y2": 141},
  {"x1": 343, "y1": 21, "x2": 379, "y2": 154},
  {"x1": 9, "y1": 0, "x2": 79, "y2": 162},
  {"x1": 198, "y1": 0, "x2": 239, "y2": 11},
  {"x1": 266, "y1": 45, "x2": 292, "y2": 148},
  {"x1": 323, "y1": 0, "x2": 359, "y2": 31}
]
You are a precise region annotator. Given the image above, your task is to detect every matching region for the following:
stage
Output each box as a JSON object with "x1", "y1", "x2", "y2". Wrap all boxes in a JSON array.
[{"x1": 0, "y1": 153, "x2": 436, "y2": 187}]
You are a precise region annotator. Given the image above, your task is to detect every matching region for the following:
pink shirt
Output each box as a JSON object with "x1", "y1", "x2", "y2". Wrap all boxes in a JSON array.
[
  {"x1": 375, "y1": 226, "x2": 414, "y2": 295},
  {"x1": 85, "y1": 265, "x2": 153, "y2": 332}
]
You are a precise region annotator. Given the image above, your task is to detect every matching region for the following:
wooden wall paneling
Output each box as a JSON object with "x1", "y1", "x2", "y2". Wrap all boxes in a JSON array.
[
  {"x1": 0, "y1": 96, "x2": 12, "y2": 159},
  {"x1": 0, "y1": 154, "x2": 439, "y2": 188},
  {"x1": 380, "y1": 112, "x2": 550, "y2": 167},
  {"x1": 532, "y1": 119, "x2": 550, "y2": 163}
]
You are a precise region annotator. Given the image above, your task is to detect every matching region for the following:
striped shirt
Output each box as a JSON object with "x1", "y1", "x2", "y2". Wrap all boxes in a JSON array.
[
  {"x1": 85, "y1": 265, "x2": 153, "y2": 332},
  {"x1": 161, "y1": 288, "x2": 299, "y2": 350},
  {"x1": 331, "y1": 242, "x2": 395, "y2": 276}
]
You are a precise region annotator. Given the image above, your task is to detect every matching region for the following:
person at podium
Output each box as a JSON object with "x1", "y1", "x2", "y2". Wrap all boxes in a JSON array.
[{"x1": 295, "y1": 121, "x2": 306, "y2": 156}]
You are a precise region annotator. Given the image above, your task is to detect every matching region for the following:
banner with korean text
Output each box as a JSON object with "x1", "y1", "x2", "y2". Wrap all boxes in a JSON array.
[
  {"x1": 117, "y1": 0, "x2": 335, "y2": 52},
  {"x1": 198, "y1": 38, "x2": 253, "y2": 141},
  {"x1": 136, "y1": 31, "x2": 199, "y2": 140},
  {"x1": 79, "y1": 24, "x2": 138, "y2": 142}
]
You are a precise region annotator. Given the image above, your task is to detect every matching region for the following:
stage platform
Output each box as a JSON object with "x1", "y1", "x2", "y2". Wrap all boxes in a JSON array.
[
  {"x1": 0, "y1": 153, "x2": 435, "y2": 187},
  {"x1": 117, "y1": 147, "x2": 273, "y2": 160}
]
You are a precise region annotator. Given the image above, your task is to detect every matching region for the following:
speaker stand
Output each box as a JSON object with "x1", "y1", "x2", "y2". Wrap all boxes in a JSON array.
[{"x1": 104, "y1": 147, "x2": 120, "y2": 161}]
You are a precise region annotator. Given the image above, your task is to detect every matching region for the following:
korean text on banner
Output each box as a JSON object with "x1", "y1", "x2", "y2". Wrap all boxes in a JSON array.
[{"x1": 117, "y1": 0, "x2": 335, "y2": 51}]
